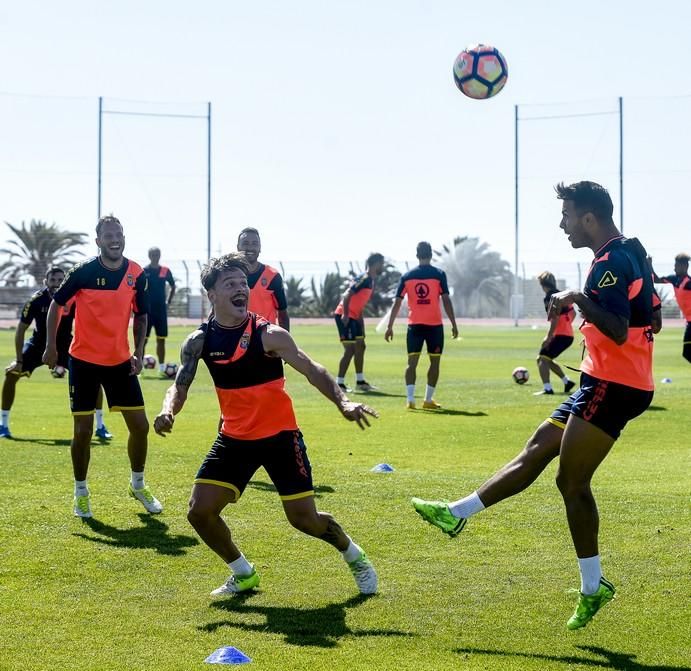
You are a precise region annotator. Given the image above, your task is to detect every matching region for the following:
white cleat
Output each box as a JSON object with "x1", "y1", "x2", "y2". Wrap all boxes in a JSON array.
[
  {"x1": 73, "y1": 493, "x2": 93, "y2": 518},
  {"x1": 210, "y1": 567, "x2": 260, "y2": 596},
  {"x1": 128, "y1": 484, "x2": 163, "y2": 514},
  {"x1": 348, "y1": 551, "x2": 378, "y2": 594}
]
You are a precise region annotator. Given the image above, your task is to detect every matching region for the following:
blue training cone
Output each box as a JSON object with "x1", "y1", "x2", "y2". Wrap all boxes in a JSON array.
[
  {"x1": 205, "y1": 646, "x2": 252, "y2": 665},
  {"x1": 371, "y1": 463, "x2": 395, "y2": 473}
]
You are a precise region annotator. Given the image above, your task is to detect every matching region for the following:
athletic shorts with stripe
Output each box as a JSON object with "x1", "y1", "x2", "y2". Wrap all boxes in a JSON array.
[
  {"x1": 69, "y1": 356, "x2": 145, "y2": 414},
  {"x1": 407, "y1": 324, "x2": 443, "y2": 356},
  {"x1": 146, "y1": 308, "x2": 169, "y2": 339},
  {"x1": 194, "y1": 429, "x2": 314, "y2": 501},
  {"x1": 15, "y1": 338, "x2": 70, "y2": 375},
  {"x1": 334, "y1": 314, "x2": 364, "y2": 342},
  {"x1": 548, "y1": 372, "x2": 653, "y2": 439},
  {"x1": 539, "y1": 335, "x2": 573, "y2": 360}
]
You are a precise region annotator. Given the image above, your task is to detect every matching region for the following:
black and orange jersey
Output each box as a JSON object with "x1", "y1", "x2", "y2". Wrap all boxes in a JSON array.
[
  {"x1": 53, "y1": 256, "x2": 149, "y2": 366},
  {"x1": 143, "y1": 264, "x2": 175, "y2": 313},
  {"x1": 200, "y1": 313, "x2": 298, "y2": 440},
  {"x1": 246, "y1": 263, "x2": 287, "y2": 324},
  {"x1": 20, "y1": 287, "x2": 73, "y2": 345},
  {"x1": 580, "y1": 236, "x2": 655, "y2": 391},
  {"x1": 543, "y1": 290, "x2": 575, "y2": 337},
  {"x1": 395, "y1": 265, "x2": 450, "y2": 326},
  {"x1": 657, "y1": 273, "x2": 691, "y2": 320},
  {"x1": 334, "y1": 273, "x2": 374, "y2": 319}
]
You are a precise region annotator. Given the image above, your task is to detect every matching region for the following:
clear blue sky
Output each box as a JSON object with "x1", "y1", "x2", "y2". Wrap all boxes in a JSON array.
[{"x1": 1, "y1": 0, "x2": 689, "y2": 285}]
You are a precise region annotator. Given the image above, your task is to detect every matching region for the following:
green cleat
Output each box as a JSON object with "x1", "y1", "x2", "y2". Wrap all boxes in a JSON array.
[
  {"x1": 411, "y1": 497, "x2": 466, "y2": 537},
  {"x1": 567, "y1": 577, "x2": 616, "y2": 630},
  {"x1": 211, "y1": 567, "x2": 260, "y2": 596}
]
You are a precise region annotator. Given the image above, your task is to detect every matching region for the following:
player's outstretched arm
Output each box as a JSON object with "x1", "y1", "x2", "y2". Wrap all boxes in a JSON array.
[
  {"x1": 154, "y1": 328, "x2": 204, "y2": 436},
  {"x1": 264, "y1": 325, "x2": 379, "y2": 430}
]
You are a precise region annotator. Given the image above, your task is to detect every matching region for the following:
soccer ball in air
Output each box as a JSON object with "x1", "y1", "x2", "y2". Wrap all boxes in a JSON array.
[
  {"x1": 51, "y1": 365, "x2": 66, "y2": 379},
  {"x1": 143, "y1": 355, "x2": 157, "y2": 370},
  {"x1": 453, "y1": 44, "x2": 508, "y2": 100},
  {"x1": 512, "y1": 367, "x2": 530, "y2": 385},
  {"x1": 163, "y1": 363, "x2": 178, "y2": 379}
]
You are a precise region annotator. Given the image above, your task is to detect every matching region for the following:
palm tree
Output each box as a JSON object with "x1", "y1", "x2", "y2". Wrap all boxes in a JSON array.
[
  {"x1": 284, "y1": 275, "x2": 308, "y2": 310},
  {"x1": 435, "y1": 236, "x2": 512, "y2": 317},
  {"x1": 0, "y1": 220, "x2": 88, "y2": 286},
  {"x1": 307, "y1": 272, "x2": 347, "y2": 317}
]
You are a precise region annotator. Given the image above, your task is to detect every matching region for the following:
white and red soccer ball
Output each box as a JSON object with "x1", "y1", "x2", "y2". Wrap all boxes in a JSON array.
[
  {"x1": 453, "y1": 44, "x2": 508, "y2": 100},
  {"x1": 512, "y1": 366, "x2": 530, "y2": 385},
  {"x1": 143, "y1": 355, "x2": 157, "y2": 370}
]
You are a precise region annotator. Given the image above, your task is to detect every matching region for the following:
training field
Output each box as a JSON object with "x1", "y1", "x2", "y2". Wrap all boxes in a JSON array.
[{"x1": 1, "y1": 322, "x2": 688, "y2": 671}]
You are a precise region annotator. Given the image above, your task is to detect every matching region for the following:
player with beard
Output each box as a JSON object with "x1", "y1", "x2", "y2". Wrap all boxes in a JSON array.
[{"x1": 154, "y1": 253, "x2": 379, "y2": 597}]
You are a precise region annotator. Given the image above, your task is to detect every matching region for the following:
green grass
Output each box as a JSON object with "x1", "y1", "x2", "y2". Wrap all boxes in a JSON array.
[{"x1": 0, "y1": 323, "x2": 689, "y2": 671}]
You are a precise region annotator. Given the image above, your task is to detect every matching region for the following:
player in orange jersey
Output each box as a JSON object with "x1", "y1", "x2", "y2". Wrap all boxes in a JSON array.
[
  {"x1": 43, "y1": 216, "x2": 161, "y2": 519},
  {"x1": 154, "y1": 253, "x2": 379, "y2": 597},
  {"x1": 534, "y1": 271, "x2": 576, "y2": 396},
  {"x1": 384, "y1": 242, "x2": 458, "y2": 409}
]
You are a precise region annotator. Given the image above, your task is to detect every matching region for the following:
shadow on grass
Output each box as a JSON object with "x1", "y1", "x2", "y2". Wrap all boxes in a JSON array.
[
  {"x1": 646, "y1": 405, "x2": 667, "y2": 412},
  {"x1": 74, "y1": 513, "x2": 199, "y2": 556},
  {"x1": 6, "y1": 436, "x2": 73, "y2": 446},
  {"x1": 352, "y1": 390, "x2": 407, "y2": 399},
  {"x1": 248, "y1": 480, "x2": 335, "y2": 498},
  {"x1": 454, "y1": 645, "x2": 691, "y2": 671},
  {"x1": 200, "y1": 593, "x2": 412, "y2": 648},
  {"x1": 410, "y1": 408, "x2": 488, "y2": 417}
]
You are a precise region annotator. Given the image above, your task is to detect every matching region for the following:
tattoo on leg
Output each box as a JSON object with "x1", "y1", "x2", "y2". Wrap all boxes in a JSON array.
[{"x1": 318, "y1": 516, "x2": 344, "y2": 548}]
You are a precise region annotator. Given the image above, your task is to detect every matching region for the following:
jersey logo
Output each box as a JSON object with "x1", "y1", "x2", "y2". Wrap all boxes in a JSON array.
[
  {"x1": 598, "y1": 271, "x2": 617, "y2": 288},
  {"x1": 261, "y1": 277, "x2": 268, "y2": 287},
  {"x1": 415, "y1": 283, "x2": 430, "y2": 299},
  {"x1": 127, "y1": 273, "x2": 134, "y2": 287},
  {"x1": 239, "y1": 333, "x2": 251, "y2": 350}
]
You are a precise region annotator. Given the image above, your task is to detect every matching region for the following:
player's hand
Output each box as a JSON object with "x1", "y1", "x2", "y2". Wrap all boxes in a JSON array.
[
  {"x1": 42, "y1": 346, "x2": 57, "y2": 368},
  {"x1": 154, "y1": 412, "x2": 175, "y2": 436},
  {"x1": 130, "y1": 355, "x2": 143, "y2": 376},
  {"x1": 5, "y1": 360, "x2": 22, "y2": 374},
  {"x1": 384, "y1": 326, "x2": 394, "y2": 342},
  {"x1": 451, "y1": 324, "x2": 459, "y2": 339},
  {"x1": 340, "y1": 401, "x2": 379, "y2": 430},
  {"x1": 548, "y1": 290, "x2": 579, "y2": 318}
]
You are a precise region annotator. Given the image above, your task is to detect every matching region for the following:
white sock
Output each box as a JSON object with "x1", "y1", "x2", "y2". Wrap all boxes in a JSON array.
[
  {"x1": 406, "y1": 385, "x2": 415, "y2": 402},
  {"x1": 337, "y1": 376, "x2": 345, "y2": 385},
  {"x1": 95, "y1": 409, "x2": 104, "y2": 430},
  {"x1": 228, "y1": 554, "x2": 253, "y2": 576},
  {"x1": 543, "y1": 382, "x2": 553, "y2": 392},
  {"x1": 425, "y1": 385, "x2": 435, "y2": 402},
  {"x1": 448, "y1": 491, "x2": 485, "y2": 519},
  {"x1": 562, "y1": 375, "x2": 571, "y2": 384},
  {"x1": 74, "y1": 479, "x2": 89, "y2": 496},
  {"x1": 341, "y1": 539, "x2": 363, "y2": 563},
  {"x1": 131, "y1": 471, "x2": 145, "y2": 490},
  {"x1": 1, "y1": 410, "x2": 9, "y2": 427},
  {"x1": 159, "y1": 362, "x2": 165, "y2": 373},
  {"x1": 356, "y1": 372, "x2": 365, "y2": 382},
  {"x1": 578, "y1": 555, "x2": 602, "y2": 595}
]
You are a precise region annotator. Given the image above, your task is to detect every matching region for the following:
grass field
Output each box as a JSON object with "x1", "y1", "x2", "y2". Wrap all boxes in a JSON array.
[{"x1": 0, "y1": 323, "x2": 689, "y2": 671}]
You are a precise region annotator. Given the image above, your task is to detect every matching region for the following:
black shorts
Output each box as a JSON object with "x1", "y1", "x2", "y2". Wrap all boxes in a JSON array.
[
  {"x1": 146, "y1": 309, "x2": 168, "y2": 339},
  {"x1": 539, "y1": 335, "x2": 574, "y2": 360},
  {"x1": 194, "y1": 430, "x2": 314, "y2": 501},
  {"x1": 549, "y1": 372, "x2": 653, "y2": 439},
  {"x1": 407, "y1": 324, "x2": 444, "y2": 356},
  {"x1": 334, "y1": 315, "x2": 364, "y2": 342},
  {"x1": 14, "y1": 339, "x2": 70, "y2": 376},
  {"x1": 69, "y1": 356, "x2": 145, "y2": 414}
]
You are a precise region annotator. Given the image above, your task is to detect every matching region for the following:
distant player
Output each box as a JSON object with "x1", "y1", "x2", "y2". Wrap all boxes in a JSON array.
[
  {"x1": 0, "y1": 268, "x2": 111, "y2": 440},
  {"x1": 649, "y1": 252, "x2": 691, "y2": 363},
  {"x1": 153, "y1": 253, "x2": 378, "y2": 597},
  {"x1": 412, "y1": 182, "x2": 658, "y2": 630},
  {"x1": 236, "y1": 227, "x2": 289, "y2": 330},
  {"x1": 534, "y1": 271, "x2": 576, "y2": 396},
  {"x1": 333, "y1": 253, "x2": 385, "y2": 392},
  {"x1": 384, "y1": 242, "x2": 458, "y2": 409},
  {"x1": 43, "y1": 215, "x2": 161, "y2": 519},
  {"x1": 143, "y1": 246, "x2": 176, "y2": 376}
]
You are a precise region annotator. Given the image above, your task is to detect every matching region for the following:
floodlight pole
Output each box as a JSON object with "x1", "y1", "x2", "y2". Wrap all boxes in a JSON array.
[
  {"x1": 514, "y1": 104, "x2": 519, "y2": 326},
  {"x1": 619, "y1": 96, "x2": 623, "y2": 233},
  {"x1": 97, "y1": 96, "x2": 103, "y2": 221},
  {"x1": 206, "y1": 102, "x2": 212, "y2": 261}
]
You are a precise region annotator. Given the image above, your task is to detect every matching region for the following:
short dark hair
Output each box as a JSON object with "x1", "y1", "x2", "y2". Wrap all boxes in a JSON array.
[
  {"x1": 46, "y1": 266, "x2": 64, "y2": 279},
  {"x1": 201, "y1": 253, "x2": 250, "y2": 291},
  {"x1": 96, "y1": 215, "x2": 122, "y2": 237},
  {"x1": 416, "y1": 241, "x2": 433, "y2": 259},
  {"x1": 537, "y1": 271, "x2": 557, "y2": 290},
  {"x1": 675, "y1": 253, "x2": 690, "y2": 264},
  {"x1": 555, "y1": 181, "x2": 614, "y2": 224},
  {"x1": 148, "y1": 246, "x2": 161, "y2": 256},
  {"x1": 366, "y1": 252, "x2": 385, "y2": 267},
  {"x1": 237, "y1": 227, "x2": 260, "y2": 245}
]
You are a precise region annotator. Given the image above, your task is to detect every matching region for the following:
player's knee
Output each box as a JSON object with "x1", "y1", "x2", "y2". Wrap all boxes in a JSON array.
[
  {"x1": 286, "y1": 508, "x2": 320, "y2": 535},
  {"x1": 555, "y1": 468, "x2": 589, "y2": 498},
  {"x1": 683, "y1": 346, "x2": 691, "y2": 364},
  {"x1": 187, "y1": 502, "x2": 214, "y2": 529}
]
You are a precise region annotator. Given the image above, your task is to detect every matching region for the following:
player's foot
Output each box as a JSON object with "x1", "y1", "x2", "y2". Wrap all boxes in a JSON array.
[
  {"x1": 0, "y1": 425, "x2": 12, "y2": 439},
  {"x1": 406, "y1": 401, "x2": 416, "y2": 410},
  {"x1": 338, "y1": 383, "x2": 352, "y2": 393},
  {"x1": 128, "y1": 484, "x2": 163, "y2": 514},
  {"x1": 356, "y1": 380, "x2": 377, "y2": 392},
  {"x1": 533, "y1": 389, "x2": 554, "y2": 396},
  {"x1": 211, "y1": 566, "x2": 260, "y2": 596},
  {"x1": 422, "y1": 400, "x2": 442, "y2": 409},
  {"x1": 411, "y1": 497, "x2": 466, "y2": 537},
  {"x1": 95, "y1": 425, "x2": 113, "y2": 440},
  {"x1": 73, "y1": 493, "x2": 93, "y2": 518},
  {"x1": 564, "y1": 380, "x2": 576, "y2": 394},
  {"x1": 567, "y1": 577, "x2": 616, "y2": 630},
  {"x1": 348, "y1": 551, "x2": 378, "y2": 594}
]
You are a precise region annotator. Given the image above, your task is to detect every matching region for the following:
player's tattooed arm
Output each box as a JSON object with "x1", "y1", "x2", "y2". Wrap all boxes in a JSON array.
[{"x1": 154, "y1": 328, "x2": 204, "y2": 436}]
